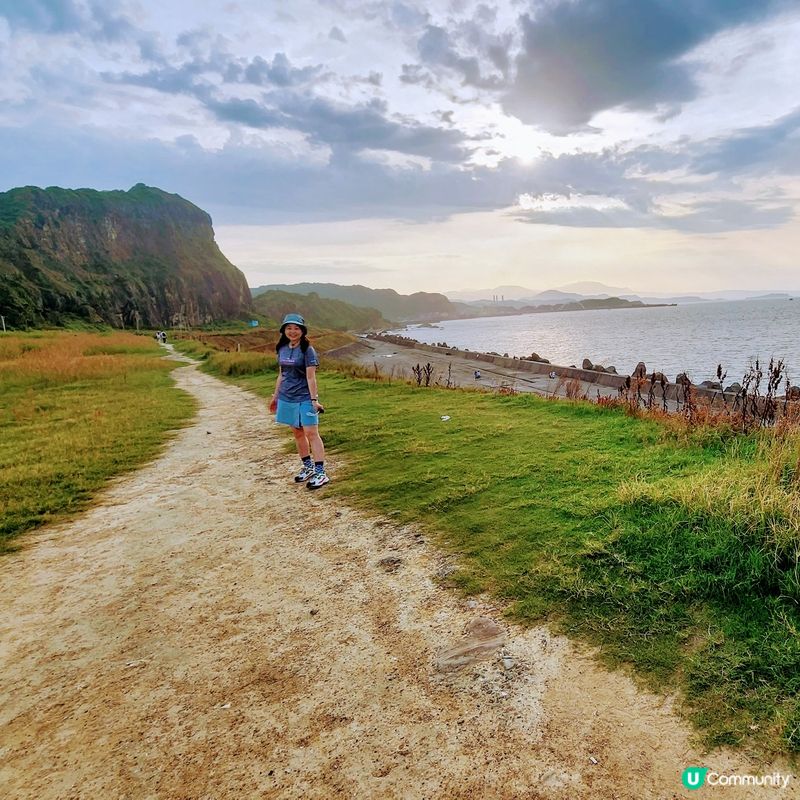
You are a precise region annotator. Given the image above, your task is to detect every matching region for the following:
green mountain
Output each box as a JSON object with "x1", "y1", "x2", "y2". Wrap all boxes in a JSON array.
[
  {"x1": 0, "y1": 184, "x2": 251, "y2": 328},
  {"x1": 253, "y1": 289, "x2": 391, "y2": 331},
  {"x1": 252, "y1": 282, "x2": 457, "y2": 322}
]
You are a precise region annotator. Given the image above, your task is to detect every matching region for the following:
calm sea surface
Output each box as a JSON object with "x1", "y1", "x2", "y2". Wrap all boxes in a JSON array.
[{"x1": 396, "y1": 298, "x2": 800, "y2": 383}]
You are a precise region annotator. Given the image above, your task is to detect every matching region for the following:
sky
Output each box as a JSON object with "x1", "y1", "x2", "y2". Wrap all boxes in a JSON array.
[{"x1": 1, "y1": 0, "x2": 799, "y2": 295}]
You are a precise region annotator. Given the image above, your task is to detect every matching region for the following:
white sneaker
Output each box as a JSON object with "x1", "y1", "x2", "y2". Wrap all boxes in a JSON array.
[
  {"x1": 307, "y1": 471, "x2": 330, "y2": 490},
  {"x1": 294, "y1": 464, "x2": 315, "y2": 483}
]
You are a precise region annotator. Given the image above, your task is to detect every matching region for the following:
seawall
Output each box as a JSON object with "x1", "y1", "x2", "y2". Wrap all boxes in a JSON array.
[{"x1": 368, "y1": 334, "x2": 745, "y2": 406}]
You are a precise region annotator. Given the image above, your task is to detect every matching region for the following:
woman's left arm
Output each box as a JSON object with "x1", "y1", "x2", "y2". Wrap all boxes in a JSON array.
[{"x1": 306, "y1": 366, "x2": 324, "y2": 411}]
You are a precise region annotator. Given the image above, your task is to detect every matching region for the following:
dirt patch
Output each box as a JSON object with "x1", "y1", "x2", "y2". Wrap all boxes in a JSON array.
[{"x1": 0, "y1": 351, "x2": 795, "y2": 799}]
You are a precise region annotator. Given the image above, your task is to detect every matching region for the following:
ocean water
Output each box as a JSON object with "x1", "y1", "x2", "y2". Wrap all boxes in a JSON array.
[{"x1": 397, "y1": 298, "x2": 800, "y2": 384}]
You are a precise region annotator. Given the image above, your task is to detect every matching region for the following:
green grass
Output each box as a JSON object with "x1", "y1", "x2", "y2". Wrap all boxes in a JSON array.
[
  {"x1": 0, "y1": 331, "x2": 196, "y2": 549},
  {"x1": 210, "y1": 357, "x2": 800, "y2": 757}
]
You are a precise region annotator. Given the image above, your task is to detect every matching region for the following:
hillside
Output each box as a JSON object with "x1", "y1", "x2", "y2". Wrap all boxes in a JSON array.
[
  {"x1": 0, "y1": 184, "x2": 251, "y2": 328},
  {"x1": 252, "y1": 282, "x2": 457, "y2": 322},
  {"x1": 252, "y1": 289, "x2": 391, "y2": 331}
]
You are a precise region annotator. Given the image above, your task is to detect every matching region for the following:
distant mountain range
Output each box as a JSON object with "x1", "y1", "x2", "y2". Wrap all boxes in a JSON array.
[
  {"x1": 446, "y1": 281, "x2": 797, "y2": 306},
  {"x1": 252, "y1": 282, "x2": 456, "y2": 322},
  {"x1": 252, "y1": 281, "x2": 672, "y2": 325}
]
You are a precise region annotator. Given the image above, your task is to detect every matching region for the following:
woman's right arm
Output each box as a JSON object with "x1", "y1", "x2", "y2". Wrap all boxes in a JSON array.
[{"x1": 269, "y1": 369, "x2": 281, "y2": 413}]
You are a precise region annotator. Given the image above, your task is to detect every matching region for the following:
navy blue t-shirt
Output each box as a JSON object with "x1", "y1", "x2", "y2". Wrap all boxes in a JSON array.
[{"x1": 277, "y1": 344, "x2": 319, "y2": 402}]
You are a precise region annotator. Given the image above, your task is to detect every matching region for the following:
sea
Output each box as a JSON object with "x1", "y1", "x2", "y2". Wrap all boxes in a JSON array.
[{"x1": 394, "y1": 298, "x2": 800, "y2": 384}]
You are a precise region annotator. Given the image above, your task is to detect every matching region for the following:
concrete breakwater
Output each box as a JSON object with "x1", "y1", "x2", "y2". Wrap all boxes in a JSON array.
[{"x1": 368, "y1": 334, "x2": 798, "y2": 407}]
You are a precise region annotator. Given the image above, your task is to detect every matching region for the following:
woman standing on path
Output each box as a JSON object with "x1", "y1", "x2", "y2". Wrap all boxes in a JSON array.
[{"x1": 268, "y1": 313, "x2": 330, "y2": 489}]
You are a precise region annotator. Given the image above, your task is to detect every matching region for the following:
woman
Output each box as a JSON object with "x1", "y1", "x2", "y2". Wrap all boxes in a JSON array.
[{"x1": 268, "y1": 313, "x2": 329, "y2": 489}]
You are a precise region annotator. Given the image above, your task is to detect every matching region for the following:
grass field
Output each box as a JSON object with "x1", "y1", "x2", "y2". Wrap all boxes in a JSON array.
[
  {"x1": 0, "y1": 331, "x2": 195, "y2": 550},
  {"x1": 189, "y1": 346, "x2": 800, "y2": 757}
]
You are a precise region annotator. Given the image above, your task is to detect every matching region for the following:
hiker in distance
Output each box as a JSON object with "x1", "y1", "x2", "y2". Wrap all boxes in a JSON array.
[{"x1": 268, "y1": 313, "x2": 330, "y2": 490}]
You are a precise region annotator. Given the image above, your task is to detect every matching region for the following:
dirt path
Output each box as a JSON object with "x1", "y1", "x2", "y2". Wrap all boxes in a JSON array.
[{"x1": 1, "y1": 353, "x2": 795, "y2": 799}]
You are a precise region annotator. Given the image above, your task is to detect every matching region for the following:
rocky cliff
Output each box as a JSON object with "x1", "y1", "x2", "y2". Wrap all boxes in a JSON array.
[{"x1": 0, "y1": 184, "x2": 251, "y2": 328}]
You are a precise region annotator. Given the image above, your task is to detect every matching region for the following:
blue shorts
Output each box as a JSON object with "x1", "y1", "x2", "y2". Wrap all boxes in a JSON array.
[{"x1": 276, "y1": 399, "x2": 319, "y2": 428}]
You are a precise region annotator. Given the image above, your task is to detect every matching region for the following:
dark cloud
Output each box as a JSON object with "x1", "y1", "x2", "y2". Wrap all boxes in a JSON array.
[
  {"x1": 692, "y1": 106, "x2": 800, "y2": 175},
  {"x1": 106, "y1": 63, "x2": 212, "y2": 95},
  {"x1": 659, "y1": 199, "x2": 793, "y2": 232},
  {"x1": 204, "y1": 96, "x2": 286, "y2": 129},
  {"x1": 511, "y1": 205, "x2": 648, "y2": 229},
  {"x1": 112, "y1": 48, "x2": 324, "y2": 93},
  {"x1": 417, "y1": 24, "x2": 505, "y2": 89},
  {"x1": 411, "y1": 16, "x2": 513, "y2": 91},
  {"x1": 107, "y1": 47, "x2": 467, "y2": 162},
  {"x1": 0, "y1": 0, "x2": 143, "y2": 43},
  {"x1": 329, "y1": 25, "x2": 347, "y2": 42},
  {"x1": 243, "y1": 53, "x2": 324, "y2": 87},
  {"x1": 524, "y1": 150, "x2": 654, "y2": 214},
  {"x1": 503, "y1": 0, "x2": 788, "y2": 132},
  {"x1": 511, "y1": 195, "x2": 792, "y2": 232},
  {"x1": 0, "y1": 0, "x2": 88, "y2": 35},
  {"x1": 390, "y1": 2, "x2": 429, "y2": 31},
  {"x1": 399, "y1": 63, "x2": 437, "y2": 88},
  {"x1": 264, "y1": 93, "x2": 468, "y2": 161}
]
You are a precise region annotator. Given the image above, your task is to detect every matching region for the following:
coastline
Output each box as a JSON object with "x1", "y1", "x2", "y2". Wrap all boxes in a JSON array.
[
  {"x1": 338, "y1": 334, "x2": 797, "y2": 410},
  {"x1": 341, "y1": 336, "x2": 627, "y2": 401}
]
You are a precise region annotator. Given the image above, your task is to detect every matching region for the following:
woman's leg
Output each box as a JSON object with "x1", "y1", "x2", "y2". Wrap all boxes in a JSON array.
[
  {"x1": 292, "y1": 425, "x2": 310, "y2": 458},
  {"x1": 303, "y1": 425, "x2": 325, "y2": 463}
]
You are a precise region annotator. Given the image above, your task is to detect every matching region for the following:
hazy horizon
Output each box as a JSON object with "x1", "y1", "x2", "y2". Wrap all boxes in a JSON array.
[
  {"x1": 2, "y1": 2, "x2": 800, "y2": 295},
  {"x1": 249, "y1": 278, "x2": 800, "y2": 301}
]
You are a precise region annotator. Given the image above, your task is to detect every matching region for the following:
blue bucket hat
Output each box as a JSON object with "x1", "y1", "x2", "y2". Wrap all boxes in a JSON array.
[{"x1": 280, "y1": 312, "x2": 307, "y2": 334}]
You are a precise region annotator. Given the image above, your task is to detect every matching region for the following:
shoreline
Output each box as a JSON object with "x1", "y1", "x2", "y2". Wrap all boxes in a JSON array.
[
  {"x1": 337, "y1": 334, "x2": 799, "y2": 409},
  {"x1": 341, "y1": 336, "x2": 627, "y2": 401}
]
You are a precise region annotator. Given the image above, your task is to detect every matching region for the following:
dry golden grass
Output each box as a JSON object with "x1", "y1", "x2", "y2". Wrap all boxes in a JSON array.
[
  {"x1": 0, "y1": 331, "x2": 166, "y2": 384},
  {"x1": 1, "y1": 331, "x2": 195, "y2": 548}
]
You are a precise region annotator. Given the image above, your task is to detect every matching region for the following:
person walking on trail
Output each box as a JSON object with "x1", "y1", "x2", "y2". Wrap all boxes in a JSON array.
[{"x1": 268, "y1": 313, "x2": 330, "y2": 490}]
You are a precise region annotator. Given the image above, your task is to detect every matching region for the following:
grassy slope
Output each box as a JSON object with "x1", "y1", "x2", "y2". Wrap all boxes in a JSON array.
[
  {"x1": 252, "y1": 288, "x2": 391, "y2": 330},
  {"x1": 0, "y1": 332, "x2": 195, "y2": 549},
  {"x1": 192, "y1": 346, "x2": 800, "y2": 757}
]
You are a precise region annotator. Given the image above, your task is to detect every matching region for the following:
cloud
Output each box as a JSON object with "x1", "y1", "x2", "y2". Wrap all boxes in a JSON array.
[
  {"x1": 242, "y1": 53, "x2": 324, "y2": 87},
  {"x1": 0, "y1": 0, "x2": 90, "y2": 35},
  {"x1": 407, "y1": 13, "x2": 513, "y2": 92},
  {"x1": 658, "y1": 198, "x2": 793, "y2": 232},
  {"x1": 109, "y1": 48, "x2": 325, "y2": 94},
  {"x1": 390, "y1": 2, "x2": 429, "y2": 31},
  {"x1": 399, "y1": 63, "x2": 436, "y2": 88},
  {"x1": 512, "y1": 191, "x2": 645, "y2": 228},
  {"x1": 328, "y1": 25, "x2": 346, "y2": 43},
  {"x1": 264, "y1": 93, "x2": 468, "y2": 161},
  {"x1": 108, "y1": 53, "x2": 468, "y2": 162},
  {"x1": 1, "y1": 116, "x2": 795, "y2": 237},
  {"x1": 502, "y1": 0, "x2": 789, "y2": 132},
  {"x1": 417, "y1": 25, "x2": 500, "y2": 88},
  {"x1": 692, "y1": 106, "x2": 800, "y2": 176},
  {"x1": 0, "y1": 0, "x2": 144, "y2": 43}
]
